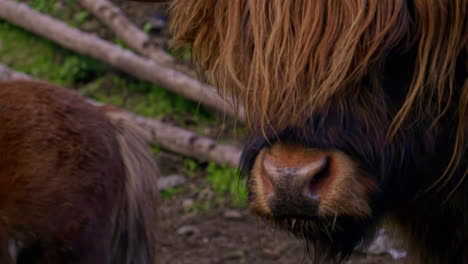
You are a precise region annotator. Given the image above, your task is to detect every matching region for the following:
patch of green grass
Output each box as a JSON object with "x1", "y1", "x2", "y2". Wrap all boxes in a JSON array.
[
  {"x1": 160, "y1": 186, "x2": 185, "y2": 200},
  {"x1": 143, "y1": 22, "x2": 153, "y2": 34},
  {"x1": 71, "y1": 11, "x2": 90, "y2": 27},
  {"x1": 29, "y1": 0, "x2": 59, "y2": 15},
  {"x1": 82, "y1": 75, "x2": 216, "y2": 120},
  {"x1": 178, "y1": 157, "x2": 248, "y2": 208},
  {"x1": 150, "y1": 145, "x2": 163, "y2": 155},
  {"x1": 205, "y1": 162, "x2": 248, "y2": 208},
  {"x1": 184, "y1": 158, "x2": 200, "y2": 176},
  {"x1": 59, "y1": 55, "x2": 107, "y2": 84},
  {"x1": 28, "y1": 0, "x2": 82, "y2": 23}
]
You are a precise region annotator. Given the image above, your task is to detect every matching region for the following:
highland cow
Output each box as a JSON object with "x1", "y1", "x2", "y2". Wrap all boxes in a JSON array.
[
  {"x1": 0, "y1": 80, "x2": 160, "y2": 264},
  {"x1": 163, "y1": 0, "x2": 467, "y2": 263}
]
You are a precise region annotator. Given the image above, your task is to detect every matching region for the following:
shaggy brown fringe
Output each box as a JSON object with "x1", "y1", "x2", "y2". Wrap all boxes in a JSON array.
[{"x1": 169, "y1": 0, "x2": 467, "y2": 190}]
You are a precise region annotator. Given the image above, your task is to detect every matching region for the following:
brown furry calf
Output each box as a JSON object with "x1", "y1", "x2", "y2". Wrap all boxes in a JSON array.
[
  {"x1": 0, "y1": 80, "x2": 159, "y2": 264},
  {"x1": 163, "y1": 0, "x2": 467, "y2": 263}
]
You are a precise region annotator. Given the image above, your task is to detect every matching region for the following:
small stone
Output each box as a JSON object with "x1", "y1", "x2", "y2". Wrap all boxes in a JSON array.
[
  {"x1": 158, "y1": 175, "x2": 187, "y2": 191},
  {"x1": 223, "y1": 210, "x2": 243, "y2": 220},
  {"x1": 177, "y1": 225, "x2": 200, "y2": 237},
  {"x1": 182, "y1": 199, "x2": 194, "y2": 209}
]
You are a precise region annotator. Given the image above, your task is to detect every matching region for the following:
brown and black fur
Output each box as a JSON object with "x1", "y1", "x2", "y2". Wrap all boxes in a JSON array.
[
  {"x1": 166, "y1": 0, "x2": 467, "y2": 263},
  {"x1": 0, "y1": 80, "x2": 159, "y2": 264}
]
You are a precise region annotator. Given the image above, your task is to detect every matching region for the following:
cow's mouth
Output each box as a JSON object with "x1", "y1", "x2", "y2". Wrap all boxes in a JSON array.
[{"x1": 247, "y1": 142, "x2": 377, "y2": 222}]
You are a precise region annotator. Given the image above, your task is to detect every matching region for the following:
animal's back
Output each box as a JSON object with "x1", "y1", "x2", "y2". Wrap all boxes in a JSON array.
[{"x1": 0, "y1": 80, "x2": 125, "y2": 263}]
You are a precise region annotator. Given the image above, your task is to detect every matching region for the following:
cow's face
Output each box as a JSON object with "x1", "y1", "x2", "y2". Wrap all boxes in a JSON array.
[
  {"x1": 243, "y1": 139, "x2": 380, "y2": 256},
  {"x1": 237, "y1": 95, "x2": 397, "y2": 259},
  {"x1": 236, "y1": 64, "x2": 441, "y2": 259},
  {"x1": 235, "y1": 41, "x2": 459, "y2": 258}
]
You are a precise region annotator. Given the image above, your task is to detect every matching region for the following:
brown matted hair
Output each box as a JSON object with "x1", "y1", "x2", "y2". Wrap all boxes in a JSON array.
[{"x1": 168, "y1": 0, "x2": 467, "y2": 190}]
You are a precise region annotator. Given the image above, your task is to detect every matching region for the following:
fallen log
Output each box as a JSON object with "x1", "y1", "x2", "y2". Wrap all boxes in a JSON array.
[
  {"x1": 78, "y1": 0, "x2": 175, "y2": 66},
  {"x1": 0, "y1": 0, "x2": 244, "y2": 120},
  {"x1": 106, "y1": 107, "x2": 242, "y2": 168},
  {"x1": 0, "y1": 64, "x2": 242, "y2": 168}
]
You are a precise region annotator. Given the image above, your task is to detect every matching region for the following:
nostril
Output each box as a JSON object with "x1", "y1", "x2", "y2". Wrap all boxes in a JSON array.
[
  {"x1": 309, "y1": 157, "x2": 329, "y2": 184},
  {"x1": 308, "y1": 156, "x2": 330, "y2": 194},
  {"x1": 259, "y1": 154, "x2": 276, "y2": 195}
]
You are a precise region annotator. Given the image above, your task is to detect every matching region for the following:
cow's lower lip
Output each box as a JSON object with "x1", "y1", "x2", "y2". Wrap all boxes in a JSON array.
[
  {"x1": 268, "y1": 196, "x2": 320, "y2": 218},
  {"x1": 272, "y1": 215, "x2": 318, "y2": 222}
]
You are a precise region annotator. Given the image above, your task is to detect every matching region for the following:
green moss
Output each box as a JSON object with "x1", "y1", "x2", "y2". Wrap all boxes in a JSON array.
[{"x1": 0, "y1": 22, "x2": 106, "y2": 86}]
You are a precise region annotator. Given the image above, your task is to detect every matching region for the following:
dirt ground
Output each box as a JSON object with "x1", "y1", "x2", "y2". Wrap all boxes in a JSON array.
[
  {"x1": 113, "y1": 2, "x2": 400, "y2": 263},
  {"x1": 156, "y1": 187, "x2": 398, "y2": 264}
]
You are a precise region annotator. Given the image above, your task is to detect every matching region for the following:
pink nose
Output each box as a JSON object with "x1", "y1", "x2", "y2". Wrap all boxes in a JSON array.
[
  {"x1": 250, "y1": 143, "x2": 377, "y2": 219},
  {"x1": 259, "y1": 148, "x2": 331, "y2": 216},
  {"x1": 264, "y1": 154, "x2": 329, "y2": 194}
]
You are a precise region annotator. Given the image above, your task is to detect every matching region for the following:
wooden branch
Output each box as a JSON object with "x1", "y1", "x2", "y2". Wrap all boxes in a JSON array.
[
  {"x1": 108, "y1": 108, "x2": 242, "y2": 168},
  {"x1": 79, "y1": 0, "x2": 200, "y2": 79},
  {"x1": 0, "y1": 64, "x2": 242, "y2": 168},
  {"x1": 0, "y1": 0, "x2": 244, "y2": 120},
  {"x1": 79, "y1": 0, "x2": 174, "y2": 66}
]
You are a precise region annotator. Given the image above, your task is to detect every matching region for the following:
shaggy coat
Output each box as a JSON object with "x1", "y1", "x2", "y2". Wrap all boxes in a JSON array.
[
  {"x1": 167, "y1": 0, "x2": 467, "y2": 263},
  {"x1": 0, "y1": 81, "x2": 159, "y2": 264}
]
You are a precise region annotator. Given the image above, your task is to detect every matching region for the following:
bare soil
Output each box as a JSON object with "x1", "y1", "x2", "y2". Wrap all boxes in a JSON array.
[{"x1": 154, "y1": 153, "x2": 397, "y2": 264}]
